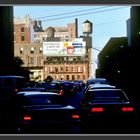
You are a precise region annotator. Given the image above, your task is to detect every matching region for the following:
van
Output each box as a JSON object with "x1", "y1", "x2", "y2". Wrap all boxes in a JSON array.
[
  {"x1": 0, "y1": 76, "x2": 26, "y2": 126},
  {"x1": 0, "y1": 75, "x2": 26, "y2": 96}
]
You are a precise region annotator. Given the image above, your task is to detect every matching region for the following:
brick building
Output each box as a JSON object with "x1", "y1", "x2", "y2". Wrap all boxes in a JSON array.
[{"x1": 14, "y1": 15, "x2": 92, "y2": 82}]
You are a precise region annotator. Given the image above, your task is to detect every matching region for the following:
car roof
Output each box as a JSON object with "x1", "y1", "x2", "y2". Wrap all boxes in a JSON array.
[
  {"x1": 88, "y1": 88, "x2": 122, "y2": 92},
  {"x1": 86, "y1": 78, "x2": 108, "y2": 84},
  {"x1": 87, "y1": 78, "x2": 107, "y2": 81},
  {"x1": 17, "y1": 91, "x2": 59, "y2": 96},
  {"x1": 88, "y1": 84, "x2": 116, "y2": 89},
  {"x1": 0, "y1": 75, "x2": 25, "y2": 78}
]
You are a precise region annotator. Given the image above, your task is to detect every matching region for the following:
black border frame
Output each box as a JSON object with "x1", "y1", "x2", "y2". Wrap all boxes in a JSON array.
[
  {"x1": 0, "y1": 0, "x2": 140, "y2": 5},
  {"x1": 0, "y1": 0, "x2": 140, "y2": 140}
]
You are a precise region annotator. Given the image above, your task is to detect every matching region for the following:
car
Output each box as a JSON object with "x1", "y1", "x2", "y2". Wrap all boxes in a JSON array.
[
  {"x1": 73, "y1": 80, "x2": 84, "y2": 92},
  {"x1": 59, "y1": 81, "x2": 75, "y2": 96},
  {"x1": 20, "y1": 87, "x2": 46, "y2": 92},
  {"x1": 0, "y1": 76, "x2": 26, "y2": 131},
  {"x1": 84, "y1": 83, "x2": 116, "y2": 94},
  {"x1": 85, "y1": 78, "x2": 109, "y2": 89},
  {"x1": 34, "y1": 81, "x2": 64, "y2": 95},
  {"x1": 0, "y1": 75, "x2": 26, "y2": 94},
  {"x1": 15, "y1": 92, "x2": 80, "y2": 133},
  {"x1": 80, "y1": 88, "x2": 137, "y2": 129}
]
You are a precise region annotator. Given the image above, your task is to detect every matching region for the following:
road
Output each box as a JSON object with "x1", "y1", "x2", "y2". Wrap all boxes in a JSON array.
[
  {"x1": 0, "y1": 86, "x2": 140, "y2": 134},
  {"x1": 65, "y1": 87, "x2": 140, "y2": 134}
]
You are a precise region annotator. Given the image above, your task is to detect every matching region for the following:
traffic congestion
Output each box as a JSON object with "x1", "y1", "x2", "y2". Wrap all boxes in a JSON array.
[{"x1": 0, "y1": 75, "x2": 139, "y2": 134}]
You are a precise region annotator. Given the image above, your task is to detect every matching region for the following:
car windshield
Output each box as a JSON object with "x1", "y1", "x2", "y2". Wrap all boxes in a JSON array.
[
  {"x1": 88, "y1": 90, "x2": 128, "y2": 102},
  {"x1": 23, "y1": 94, "x2": 66, "y2": 106}
]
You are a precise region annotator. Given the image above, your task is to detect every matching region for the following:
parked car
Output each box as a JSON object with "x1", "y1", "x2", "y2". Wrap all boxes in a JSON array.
[
  {"x1": 16, "y1": 92, "x2": 80, "y2": 133},
  {"x1": 80, "y1": 88, "x2": 137, "y2": 129}
]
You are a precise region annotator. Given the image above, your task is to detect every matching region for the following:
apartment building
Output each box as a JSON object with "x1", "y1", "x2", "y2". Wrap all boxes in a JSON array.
[{"x1": 14, "y1": 15, "x2": 92, "y2": 82}]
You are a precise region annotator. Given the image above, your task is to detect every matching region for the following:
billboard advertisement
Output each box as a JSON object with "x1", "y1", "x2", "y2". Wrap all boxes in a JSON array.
[{"x1": 43, "y1": 41, "x2": 86, "y2": 56}]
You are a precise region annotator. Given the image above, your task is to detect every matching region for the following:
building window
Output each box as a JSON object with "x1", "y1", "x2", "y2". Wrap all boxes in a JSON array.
[
  {"x1": 30, "y1": 47, "x2": 34, "y2": 54},
  {"x1": 45, "y1": 67, "x2": 47, "y2": 72},
  {"x1": 21, "y1": 36, "x2": 25, "y2": 41},
  {"x1": 30, "y1": 57, "x2": 34, "y2": 65},
  {"x1": 21, "y1": 27, "x2": 25, "y2": 32},
  {"x1": 77, "y1": 75, "x2": 80, "y2": 80},
  {"x1": 20, "y1": 47, "x2": 24, "y2": 54},
  {"x1": 49, "y1": 67, "x2": 53, "y2": 72},
  {"x1": 66, "y1": 67, "x2": 69, "y2": 72},
  {"x1": 71, "y1": 67, "x2": 74, "y2": 72},
  {"x1": 55, "y1": 67, "x2": 58, "y2": 73},
  {"x1": 83, "y1": 66, "x2": 86, "y2": 72},
  {"x1": 72, "y1": 75, "x2": 75, "y2": 80},
  {"x1": 78, "y1": 66, "x2": 81, "y2": 72},
  {"x1": 56, "y1": 75, "x2": 59, "y2": 80},
  {"x1": 39, "y1": 47, "x2": 43, "y2": 53},
  {"x1": 60, "y1": 67, "x2": 64, "y2": 72},
  {"x1": 61, "y1": 75, "x2": 64, "y2": 80},
  {"x1": 83, "y1": 75, "x2": 85, "y2": 80},
  {"x1": 66, "y1": 75, "x2": 69, "y2": 80}
]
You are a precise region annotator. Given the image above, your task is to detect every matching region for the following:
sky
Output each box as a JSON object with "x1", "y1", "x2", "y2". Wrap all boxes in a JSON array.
[{"x1": 14, "y1": 6, "x2": 131, "y2": 77}]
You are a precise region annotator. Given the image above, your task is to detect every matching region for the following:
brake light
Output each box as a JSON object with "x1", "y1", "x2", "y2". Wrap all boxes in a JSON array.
[
  {"x1": 121, "y1": 107, "x2": 134, "y2": 112},
  {"x1": 59, "y1": 90, "x2": 64, "y2": 95},
  {"x1": 23, "y1": 116, "x2": 32, "y2": 121},
  {"x1": 91, "y1": 107, "x2": 104, "y2": 112},
  {"x1": 72, "y1": 114, "x2": 80, "y2": 119},
  {"x1": 15, "y1": 88, "x2": 20, "y2": 92}
]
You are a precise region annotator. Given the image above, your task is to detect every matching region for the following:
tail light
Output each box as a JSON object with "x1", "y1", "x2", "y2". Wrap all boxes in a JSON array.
[
  {"x1": 23, "y1": 116, "x2": 32, "y2": 121},
  {"x1": 91, "y1": 107, "x2": 104, "y2": 112},
  {"x1": 15, "y1": 88, "x2": 20, "y2": 92},
  {"x1": 72, "y1": 114, "x2": 80, "y2": 119},
  {"x1": 121, "y1": 107, "x2": 134, "y2": 112},
  {"x1": 59, "y1": 90, "x2": 64, "y2": 95},
  {"x1": 71, "y1": 89, "x2": 73, "y2": 92}
]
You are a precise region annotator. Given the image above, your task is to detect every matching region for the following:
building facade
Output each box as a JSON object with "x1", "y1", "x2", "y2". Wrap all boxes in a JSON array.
[{"x1": 14, "y1": 15, "x2": 92, "y2": 82}]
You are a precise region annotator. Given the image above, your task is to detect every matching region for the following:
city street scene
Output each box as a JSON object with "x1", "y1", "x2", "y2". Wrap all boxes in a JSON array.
[{"x1": 0, "y1": 6, "x2": 140, "y2": 134}]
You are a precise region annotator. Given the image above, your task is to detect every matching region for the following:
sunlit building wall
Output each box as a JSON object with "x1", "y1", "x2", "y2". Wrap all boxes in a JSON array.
[{"x1": 14, "y1": 16, "x2": 91, "y2": 82}]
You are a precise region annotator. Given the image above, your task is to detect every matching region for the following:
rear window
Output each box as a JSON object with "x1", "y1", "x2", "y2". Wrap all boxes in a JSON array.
[
  {"x1": 23, "y1": 94, "x2": 66, "y2": 105},
  {"x1": 0, "y1": 77, "x2": 25, "y2": 88},
  {"x1": 87, "y1": 90, "x2": 128, "y2": 102}
]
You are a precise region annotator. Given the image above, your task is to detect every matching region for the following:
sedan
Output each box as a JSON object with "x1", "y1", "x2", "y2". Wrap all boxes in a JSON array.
[
  {"x1": 85, "y1": 78, "x2": 109, "y2": 89},
  {"x1": 34, "y1": 82, "x2": 64, "y2": 95},
  {"x1": 84, "y1": 83, "x2": 116, "y2": 95},
  {"x1": 16, "y1": 92, "x2": 80, "y2": 133},
  {"x1": 80, "y1": 88, "x2": 137, "y2": 130},
  {"x1": 20, "y1": 87, "x2": 46, "y2": 92}
]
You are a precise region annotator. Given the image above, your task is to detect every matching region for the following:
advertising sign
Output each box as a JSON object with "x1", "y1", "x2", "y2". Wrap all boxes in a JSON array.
[{"x1": 43, "y1": 41, "x2": 86, "y2": 56}]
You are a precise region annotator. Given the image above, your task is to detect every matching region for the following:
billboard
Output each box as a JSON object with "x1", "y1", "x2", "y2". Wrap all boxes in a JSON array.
[{"x1": 43, "y1": 41, "x2": 86, "y2": 56}]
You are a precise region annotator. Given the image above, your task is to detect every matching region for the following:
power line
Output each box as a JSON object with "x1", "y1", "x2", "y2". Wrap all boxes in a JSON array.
[
  {"x1": 14, "y1": 6, "x2": 129, "y2": 23},
  {"x1": 41, "y1": 7, "x2": 128, "y2": 22},
  {"x1": 92, "y1": 47, "x2": 101, "y2": 52},
  {"x1": 33, "y1": 6, "x2": 111, "y2": 20},
  {"x1": 94, "y1": 19, "x2": 127, "y2": 26}
]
